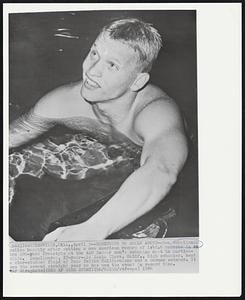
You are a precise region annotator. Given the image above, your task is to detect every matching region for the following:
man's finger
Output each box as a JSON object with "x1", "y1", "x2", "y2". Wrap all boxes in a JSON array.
[{"x1": 42, "y1": 227, "x2": 63, "y2": 241}]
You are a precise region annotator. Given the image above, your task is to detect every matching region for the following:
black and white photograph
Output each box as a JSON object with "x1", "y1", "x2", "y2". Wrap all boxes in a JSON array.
[
  {"x1": 9, "y1": 10, "x2": 198, "y2": 243},
  {"x1": 3, "y1": 2, "x2": 241, "y2": 296}
]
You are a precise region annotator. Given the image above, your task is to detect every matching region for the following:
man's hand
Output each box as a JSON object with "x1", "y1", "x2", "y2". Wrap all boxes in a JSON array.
[
  {"x1": 43, "y1": 225, "x2": 83, "y2": 241},
  {"x1": 42, "y1": 222, "x2": 104, "y2": 241}
]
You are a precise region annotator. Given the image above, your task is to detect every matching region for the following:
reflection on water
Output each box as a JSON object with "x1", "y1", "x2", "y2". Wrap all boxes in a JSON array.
[
  {"x1": 9, "y1": 128, "x2": 177, "y2": 241},
  {"x1": 54, "y1": 27, "x2": 79, "y2": 39},
  {"x1": 9, "y1": 123, "x2": 149, "y2": 241},
  {"x1": 9, "y1": 131, "x2": 142, "y2": 203}
]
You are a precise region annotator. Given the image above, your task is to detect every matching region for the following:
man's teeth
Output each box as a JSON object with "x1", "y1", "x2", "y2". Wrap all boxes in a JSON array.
[{"x1": 86, "y1": 78, "x2": 99, "y2": 88}]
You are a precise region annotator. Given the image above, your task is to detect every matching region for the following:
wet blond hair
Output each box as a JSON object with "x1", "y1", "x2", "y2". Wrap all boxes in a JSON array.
[{"x1": 100, "y1": 18, "x2": 163, "y2": 72}]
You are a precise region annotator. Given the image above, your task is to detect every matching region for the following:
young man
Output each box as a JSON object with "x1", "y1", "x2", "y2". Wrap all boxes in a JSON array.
[{"x1": 10, "y1": 18, "x2": 188, "y2": 241}]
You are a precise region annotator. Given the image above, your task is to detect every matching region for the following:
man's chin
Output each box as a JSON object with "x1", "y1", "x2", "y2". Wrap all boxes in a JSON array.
[
  {"x1": 83, "y1": 97, "x2": 97, "y2": 104},
  {"x1": 81, "y1": 87, "x2": 112, "y2": 104},
  {"x1": 80, "y1": 89, "x2": 98, "y2": 103}
]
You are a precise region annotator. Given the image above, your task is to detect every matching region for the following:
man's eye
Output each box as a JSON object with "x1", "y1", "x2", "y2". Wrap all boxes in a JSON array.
[
  {"x1": 90, "y1": 50, "x2": 97, "y2": 58},
  {"x1": 108, "y1": 62, "x2": 118, "y2": 70}
]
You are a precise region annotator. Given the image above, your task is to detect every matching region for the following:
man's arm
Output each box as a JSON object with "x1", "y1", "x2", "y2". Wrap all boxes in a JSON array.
[
  {"x1": 9, "y1": 87, "x2": 66, "y2": 149},
  {"x1": 43, "y1": 98, "x2": 188, "y2": 241},
  {"x1": 9, "y1": 108, "x2": 53, "y2": 149}
]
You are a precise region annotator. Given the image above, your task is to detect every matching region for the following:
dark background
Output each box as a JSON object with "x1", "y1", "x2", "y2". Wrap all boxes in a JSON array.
[
  {"x1": 9, "y1": 10, "x2": 197, "y2": 141},
  {"x1": 9, "y1": 10, "x2": 198, "y2": 237}
]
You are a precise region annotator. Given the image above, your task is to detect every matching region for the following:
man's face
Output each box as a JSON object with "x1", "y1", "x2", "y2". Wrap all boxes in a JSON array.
[{"x1": 81, "y1": 33, "x2": 141, "y2": 103}]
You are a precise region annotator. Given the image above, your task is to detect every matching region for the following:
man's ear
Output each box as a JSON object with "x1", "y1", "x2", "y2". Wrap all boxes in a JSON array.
[{"x1": 130, "y1": 73, "x2": 150, "y2": 92}]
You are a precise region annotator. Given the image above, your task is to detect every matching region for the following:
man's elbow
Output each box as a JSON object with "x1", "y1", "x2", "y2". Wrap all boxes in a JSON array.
[
  {"x1": 158, "y1": 149, "x2": 188, "y2": 197},
  {"x1": 149, "y1": 164, "x2": 178, "y2": 201},
  {"x1": 166, "y1": 171, "x2": 178, "y2": 186},
  {"x1": 140, "y1": 167, "x2": 177, "y2": 213},
  {"x1": 156, "y1": 154, "x2": 185, "y2": 185},
  {"x1": 160, "y1": 168, "x2": 177, "y2": 189}
]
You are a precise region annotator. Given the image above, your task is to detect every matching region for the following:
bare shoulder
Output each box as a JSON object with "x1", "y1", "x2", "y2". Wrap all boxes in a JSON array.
[
  {"x1": 138, "y1": 83, "x2": 170, "y2": 101},
  {"x1": 33, "y1": 81, "x2": 84, "y2": 118},
  {"x1": 135, "y1": 84, "x2": 185, "y2": 139}
]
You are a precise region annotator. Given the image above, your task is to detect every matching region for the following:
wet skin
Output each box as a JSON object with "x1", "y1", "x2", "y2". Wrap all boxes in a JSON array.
[{"x1": 10, "y1": 35, "x2": 188, "y2": 241}]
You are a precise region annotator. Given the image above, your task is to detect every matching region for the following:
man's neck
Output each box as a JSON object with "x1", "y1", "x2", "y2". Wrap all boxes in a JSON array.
[{"x1": 92, "y1": 91, "x2": 137, "y2": 126}]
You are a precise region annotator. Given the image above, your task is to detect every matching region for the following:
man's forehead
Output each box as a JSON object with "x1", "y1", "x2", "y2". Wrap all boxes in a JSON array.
[{"x1": 93, "y1": 34, "x2": 139, "y2": 63}]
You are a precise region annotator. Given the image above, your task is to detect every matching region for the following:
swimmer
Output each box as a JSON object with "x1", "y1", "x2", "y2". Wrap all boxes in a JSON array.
[{"x1": 9, "y1": 18, "x2": 188, "y2": 241}]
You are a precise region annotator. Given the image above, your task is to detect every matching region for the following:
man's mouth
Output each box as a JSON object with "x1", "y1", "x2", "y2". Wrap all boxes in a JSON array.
[{"x1": 84, "y1": 76, "x2": 100, "y2": 89}]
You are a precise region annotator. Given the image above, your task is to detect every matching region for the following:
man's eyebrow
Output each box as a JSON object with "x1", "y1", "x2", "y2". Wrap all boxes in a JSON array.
[
  {"x1": 107, "y1": 57, "x2": 122, "y2": 65},
  {"x1": 92, "y1": 42, "x2": 122, "y2": 65},
  {"x1": 90, "y1": 43, "x2": 97, "y2": 50}
]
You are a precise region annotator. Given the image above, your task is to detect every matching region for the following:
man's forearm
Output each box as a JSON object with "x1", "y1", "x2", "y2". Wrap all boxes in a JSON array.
[
  {"x1": 83, "y1": 161, "x2": 177, "y2": 239},
  {"x1": 9, "y1": 109, "x2": 54, "y2": 148}
]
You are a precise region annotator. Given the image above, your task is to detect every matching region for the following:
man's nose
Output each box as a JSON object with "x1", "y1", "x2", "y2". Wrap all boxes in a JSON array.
[{"x1": 88, "y1": 59, "x2": 103, "y2": 77}]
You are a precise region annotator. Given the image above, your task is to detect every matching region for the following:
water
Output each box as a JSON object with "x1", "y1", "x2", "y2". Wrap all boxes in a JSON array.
[
  {"x1": 9, "y1": 129, "x2": 143, "y2": 240},
  {"x1": 9, "y1": 11, "x2": 198, "y2": 240}
]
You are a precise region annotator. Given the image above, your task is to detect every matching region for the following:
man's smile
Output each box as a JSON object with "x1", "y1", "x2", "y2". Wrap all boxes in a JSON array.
[{"x1": 84, "y1": 75, "x2": 101, "y2": 89}]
